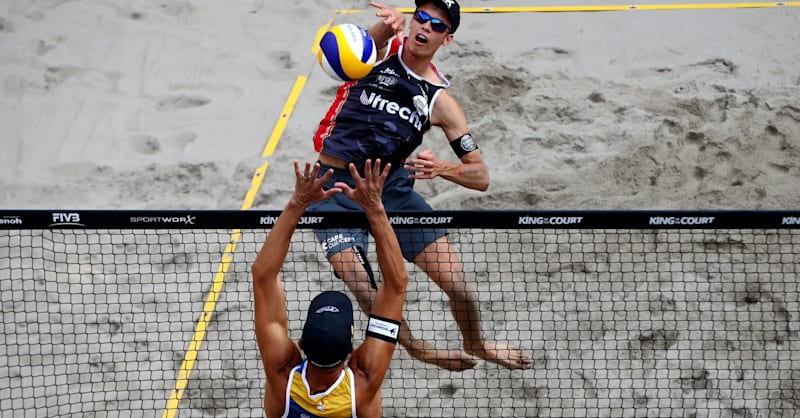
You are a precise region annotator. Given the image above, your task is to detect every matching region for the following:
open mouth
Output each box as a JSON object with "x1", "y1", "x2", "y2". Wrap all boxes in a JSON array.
[{"x1": 415, "y1": 33, "x2": 428, "y2": 44}]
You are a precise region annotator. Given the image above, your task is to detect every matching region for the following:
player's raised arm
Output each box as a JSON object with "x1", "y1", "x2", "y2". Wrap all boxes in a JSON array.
[
  {"x1": 251, "y1": 162, "x2": 340, "y2": 380},
  {"x1": 334, "y1": 160, "x2": 409, "y2": 392}
]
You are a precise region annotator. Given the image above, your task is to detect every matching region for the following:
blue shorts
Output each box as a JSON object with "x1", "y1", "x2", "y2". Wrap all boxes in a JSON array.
[{"x1": 307, "y1": 163, "x2": 447, "y2": 261}]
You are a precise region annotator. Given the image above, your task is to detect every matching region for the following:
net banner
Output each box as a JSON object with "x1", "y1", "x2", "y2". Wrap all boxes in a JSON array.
[
  {"x1": 1, "y1": 210, "x2": 799, "y2": 417},
  {"x1": 1, "y1": 209, "x2": 799, "y2": 229}
]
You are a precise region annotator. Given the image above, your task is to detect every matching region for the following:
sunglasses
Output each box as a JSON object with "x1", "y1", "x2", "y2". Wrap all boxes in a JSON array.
[{"x1": 413, "y1": 9, "x2": 450, "y2": 34}]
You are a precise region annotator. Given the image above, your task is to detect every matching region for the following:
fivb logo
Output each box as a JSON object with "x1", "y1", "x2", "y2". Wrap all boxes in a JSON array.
[
  {"x1": 359, "y1": 90, "x2": 424, "y2": 131},
  {"x1": 50, "y1": 212, "x2": 85, "y2": 226}
]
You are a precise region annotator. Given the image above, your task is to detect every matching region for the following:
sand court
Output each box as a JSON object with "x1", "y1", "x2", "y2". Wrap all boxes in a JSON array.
[{"x1": 1, "y1": 1, "x2": 800, "y2": 417}]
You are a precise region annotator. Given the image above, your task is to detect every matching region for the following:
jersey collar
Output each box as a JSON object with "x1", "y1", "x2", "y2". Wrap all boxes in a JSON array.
[{"x1": 398, "y1": 37, "x2": 450, "y2": 88}]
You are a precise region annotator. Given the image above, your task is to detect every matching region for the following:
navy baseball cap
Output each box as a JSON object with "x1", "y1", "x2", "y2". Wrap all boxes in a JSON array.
[
  {"x1": 415, "y1": 0, "x2": 460, "y2": 33},
  {"x1": 301, "y1": 291, "x2": 354, "y2": 368}
]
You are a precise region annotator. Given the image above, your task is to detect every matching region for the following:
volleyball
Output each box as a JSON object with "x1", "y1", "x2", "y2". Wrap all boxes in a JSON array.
[{"x1": 317, "y1": 23, "x2": 377, "y2": 82}]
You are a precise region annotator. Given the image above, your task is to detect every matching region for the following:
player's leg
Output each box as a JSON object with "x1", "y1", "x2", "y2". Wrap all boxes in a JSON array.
[
  {"x1": 323, "y1": 234, "x2": 476, "y2": 372},
  {"x1": 370, "y1": 167, "x2": 479, "y2": 370},
  {"x1": 385, "y1": 168, "x2": 533, "y2": 370},
  {"x1": 412, "y1": 236, "x2": 533, "y2": 370}
]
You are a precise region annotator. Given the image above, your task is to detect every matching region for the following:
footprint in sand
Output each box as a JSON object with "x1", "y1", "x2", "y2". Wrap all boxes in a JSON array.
[
  {"x1": 765, "y1": 123, "x2": 790, "y2": 151},
  {"x1": 267, "y1": 50, "x2": 294, "y2": 70},
  {"x1": 454, "y1": 66, "x2": 530, "y2": 120},
  {"x1": 523, "y1": 46, "x2": 573, "y2": 60},
  {"x1": 156, "y1": 95, "x2": 210, "y2": 110},
  {"x1": 627, "y1": 329, "x2": 679, "y2": 360},
  {"x1": 0, "y1": 17, "x2": 13, "y2": 33},
  {"x1": 158, "y1": 1, "x2": 194, "y2": 17},
  {"x1": 34, "y1": 39, "x2": 56, "y2": 55},
  {"x1": 777, "y1": 105, "x2": 800, "y2": 123},
  {"x1": 129, "y1": 135, "x2": 161, "y2": 155},
  {"x1": 42, "y1": 66, "x2": 81, "y2": 89},
  {"x1": 129, "y1": 132, "x2": 196, "y2": 155},
  {"x1": 5, "y1": 65, "x2": 85, "y2": 92},
  {"x1": 691, "y1": 57, "x2": 737, "y2": 75}
]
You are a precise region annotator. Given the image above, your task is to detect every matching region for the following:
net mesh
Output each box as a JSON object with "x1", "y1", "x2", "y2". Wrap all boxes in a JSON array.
[{"x1": 1, "y1": 226, "x2": 799, "y2": 417}]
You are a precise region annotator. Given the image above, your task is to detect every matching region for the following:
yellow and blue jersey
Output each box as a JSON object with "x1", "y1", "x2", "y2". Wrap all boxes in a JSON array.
[{"x1": 280, "y1": 360, "x2": 357, "y2": 418}]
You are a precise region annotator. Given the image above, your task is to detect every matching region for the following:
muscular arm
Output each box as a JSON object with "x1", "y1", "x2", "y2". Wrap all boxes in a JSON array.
[
  {"x1": 406, "y1": 91, "x2": 490, "y2": 191},
  {"x1": 335, "y1": 161, "x2": 409, "y2": 395},
  {"x1": 252, "y1": 198, "x2": 304, "y2": 377},
  {"x1": 252, "y1": 162, "x2": 340, "y2": 402}
]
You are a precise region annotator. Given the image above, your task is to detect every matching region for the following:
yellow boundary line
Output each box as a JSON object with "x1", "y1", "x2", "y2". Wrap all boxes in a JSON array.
[
  {"x1": 261, "y1": 77, "x2": 308, "y2": 158},
  {"x1": 335, "y1": 1, "x2": 799, "y2": 13},
  {"x1": 455, "y1": 2, "x2": 800, "y2": 12},
  {"x1": 161, "y1": 1, "x2": 796, "y2": 414},
  {"x1": 162, "y1": 236, "x2": 240, "y2": 417}
]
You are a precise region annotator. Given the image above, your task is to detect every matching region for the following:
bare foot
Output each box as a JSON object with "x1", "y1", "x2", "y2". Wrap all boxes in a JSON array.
[
  {"x1": 465, "y1": 342, "x2": 533, "y2": 370},
  {"x1": 404, "y1": 342, "x2": 478, "y2": 372}
]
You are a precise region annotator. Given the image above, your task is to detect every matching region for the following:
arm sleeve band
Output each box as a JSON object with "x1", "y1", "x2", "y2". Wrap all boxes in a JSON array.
[
  {"x1": 365, "y1": 315, "x2": 401, "y2": 344},
  {"x1": 449, "y1": 133, "x2": 479, "y2": 158}
]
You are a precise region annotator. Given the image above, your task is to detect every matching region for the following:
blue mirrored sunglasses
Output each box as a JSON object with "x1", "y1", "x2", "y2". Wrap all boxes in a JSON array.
[{"x1": 413, "y1": 9, "x2": 450, "y2": 34}]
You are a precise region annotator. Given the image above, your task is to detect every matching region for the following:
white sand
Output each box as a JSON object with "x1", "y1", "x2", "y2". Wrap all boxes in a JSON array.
[{"x1": 1, "y1": 1, "x2": 799, "y2": 417}]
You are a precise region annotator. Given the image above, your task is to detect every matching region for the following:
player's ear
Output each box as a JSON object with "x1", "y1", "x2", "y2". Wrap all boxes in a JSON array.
[{"x1": 442, "y1": 33, "x2": 454, "y2": 46}]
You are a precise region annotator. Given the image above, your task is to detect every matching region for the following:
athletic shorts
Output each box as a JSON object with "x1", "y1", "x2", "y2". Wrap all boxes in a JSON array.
[{"x1": 307, "y1": 162, "x2": 447, "y2": 261}]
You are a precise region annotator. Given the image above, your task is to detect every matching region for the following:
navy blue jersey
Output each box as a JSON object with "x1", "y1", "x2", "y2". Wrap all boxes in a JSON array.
[{"x1": 314, "y1": 40, "x2": 449, "y2": 167}]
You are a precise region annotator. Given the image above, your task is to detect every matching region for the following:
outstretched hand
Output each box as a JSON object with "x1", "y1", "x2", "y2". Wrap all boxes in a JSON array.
[
  {"x1": 289, "y1": 161, "x2": 341, "y2": 208},
  {"x1": 335, "y1": 159, "x2": 390, "y2": 213},
  {"x1": 370, "y1": 1, "x2": 406, "y2": 40}
]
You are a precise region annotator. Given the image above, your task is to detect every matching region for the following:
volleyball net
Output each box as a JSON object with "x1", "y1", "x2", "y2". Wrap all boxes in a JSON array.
[{"x1": 1, "y1": 210, "x2": 799, "y2": 417}]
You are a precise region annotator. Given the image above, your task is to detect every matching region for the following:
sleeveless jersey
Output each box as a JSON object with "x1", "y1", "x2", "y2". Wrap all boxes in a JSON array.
[
  {"x1": 280, "y1": 360, "x2": 357, "y2": 418},
  {"x1": 313, "y1": 38, "x2": 450, "y2": 167}
]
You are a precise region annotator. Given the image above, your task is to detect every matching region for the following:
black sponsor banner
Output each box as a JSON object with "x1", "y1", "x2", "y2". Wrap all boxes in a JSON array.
[{"x1": 0, "y1": 210, "x2": 799, "y2": 230}]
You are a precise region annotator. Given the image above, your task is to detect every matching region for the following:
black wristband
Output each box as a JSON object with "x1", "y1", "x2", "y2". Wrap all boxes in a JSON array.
[
  {"x1": 365, "y1": 315, "x2": 401, "y2": 344},
  {"x1": 449, "y1": 133, "x2": 479, "y2": 158}
]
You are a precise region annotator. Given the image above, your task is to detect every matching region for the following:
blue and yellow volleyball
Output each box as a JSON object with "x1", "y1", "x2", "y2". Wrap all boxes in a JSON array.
[{"x1": 317, "y1": 23, "x2": 377, "y2": 82}]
